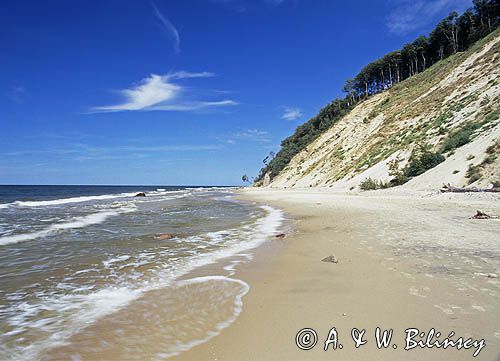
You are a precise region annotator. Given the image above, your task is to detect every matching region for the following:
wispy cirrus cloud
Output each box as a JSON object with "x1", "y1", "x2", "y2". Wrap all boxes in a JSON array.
[
  {"x1": 0, "y1": 141, "x2": 221, "y2": 163},
  {"x1": 281, "y1": 106, "x2": 302, "y2": 120},
  {"x1": 90, "y1": 71, "x2": 237, "y2": 113},
  {"x1": 232, "y1": 129, "x2": 270, "y2": 142},
  {"x1": 386, "y1": 0, "x2": 472, "y2": 35},
  {"x1": 151, "y1": 2, "x2": 180, "y2": 54},
  {"x1": 6, "y1": 85, "x2": 27, "y2": 103}
]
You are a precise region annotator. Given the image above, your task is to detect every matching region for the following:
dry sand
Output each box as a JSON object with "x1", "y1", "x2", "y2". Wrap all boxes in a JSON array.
[{"x1": 174, "y1": 188, "x2": 500, "y2": 361}]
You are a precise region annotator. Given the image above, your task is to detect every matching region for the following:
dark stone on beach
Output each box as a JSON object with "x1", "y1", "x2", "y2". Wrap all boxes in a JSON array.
[
  {"x1": 322, "y1": 255, "x2": 338, "y2": 263},
  {"x1": 154, "y1": 233, "x2": 174, "y2": 240},
  {"x1": 275, "y1": 233, "x2": 286, "y2": 239},
  {"x1": 470, "y1": 209, "x2": 499, "y2": 219},
  {"x1": 135, "y1": 192, "x2": 146, "y2": 197}
]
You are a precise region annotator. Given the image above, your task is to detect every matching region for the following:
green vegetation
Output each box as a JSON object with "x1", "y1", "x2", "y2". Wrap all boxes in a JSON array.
[
  {"x1": 405, "y1": 151, "x2": 445, "y2": 177},
  {"x1": 256, "y1": 1, "x2": 499, "y2": 183},
  {"x1": 440, "y1": 109, "x2": 498, "y2": 153},
  {"x1": 484, "y1": 109, "x2": 500, "y2": 123},
  {"x1": 441, "y1": 122, "x2": 483, "y2": 152},
  {"x1": 383, "y1": 148, "x2": 445, "y2": 188},
  {"x1": 466, "y1": 164, "x2": 482, "y2": 183},
  {"x1": 359, "y1": 177, "x2": 378, "y2": 190},
  {"x1": 343, "y1": 2, "x2": 499, "y2": 101},
  {"x1": 359, "y1": 177, "x2": 389, "y2": 191},
  {"x1": 485, "y1": 141, "x2": 499, "y2": 165},
  {"x1": 256, "y1": 100, "x2": 351, "y2": 180},
  {"x1": 359, "y1": 148, "x2": 445, "y2": 191},
  {"x1": 480, "y1": 95, "x2": 491, "y2": 106},
  {"x1": 464, "y1": 140, "x2": 499, "y2": 184}
]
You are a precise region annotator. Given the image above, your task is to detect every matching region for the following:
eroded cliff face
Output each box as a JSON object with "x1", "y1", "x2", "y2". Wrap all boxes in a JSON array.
[{"x1": 267, "y1": 32, "x2": 500, "y2": 191}]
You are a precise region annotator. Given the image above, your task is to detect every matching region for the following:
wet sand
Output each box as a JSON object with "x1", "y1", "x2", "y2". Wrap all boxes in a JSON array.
[{"x1": 175, "y1": 188, "x2": 500, "y2": 361}]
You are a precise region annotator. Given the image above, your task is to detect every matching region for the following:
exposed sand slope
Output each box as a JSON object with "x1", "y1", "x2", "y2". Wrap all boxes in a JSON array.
[{"x1": 268, "y1": 32, "x2": 500, "y2": 190}]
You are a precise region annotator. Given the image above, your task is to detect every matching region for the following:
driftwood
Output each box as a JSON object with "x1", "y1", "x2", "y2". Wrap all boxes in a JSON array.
[
  {"x1": 440, "y1": 184, "x2": 500, "y2": 193},
  {"x1": 470, "y1": 210, "x2": 499, "y2": 219}
]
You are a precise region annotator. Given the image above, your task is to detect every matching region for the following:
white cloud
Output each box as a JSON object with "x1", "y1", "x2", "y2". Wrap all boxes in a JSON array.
[
  {"x1": 386, "y1": 0, "x2": 472, "y2": 35},
  {"x1": 91, "y1": 71, "x2": 237, "y2": 113},
  {"x1": 151, "y1": 2, "x2": 180, "y2": 54},
  {"x1": 281, "y1": 106, "x2": 302, "y2": 120}
]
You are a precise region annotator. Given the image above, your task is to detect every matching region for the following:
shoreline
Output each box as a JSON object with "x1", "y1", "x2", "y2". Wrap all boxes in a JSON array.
[{"x1": 174, "y1": 188, "x2": 500, "y2": 360}]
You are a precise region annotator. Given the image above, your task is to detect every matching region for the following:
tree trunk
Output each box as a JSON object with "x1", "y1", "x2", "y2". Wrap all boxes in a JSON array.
[{"x1": 440, "y1": 184, "x2": 500, "y2": 193}]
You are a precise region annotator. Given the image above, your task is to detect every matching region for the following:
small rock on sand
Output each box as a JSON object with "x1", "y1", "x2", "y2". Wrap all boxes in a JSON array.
[
  {"x1": 322, "y1": 255, "x2": 338, "y2": 263},
  {"x1": 275, "y1": 233, "x2": 286, "y2": 239}
]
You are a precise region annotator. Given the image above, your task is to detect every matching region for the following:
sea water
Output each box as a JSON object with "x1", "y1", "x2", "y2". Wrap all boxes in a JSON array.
[{"x1": 0, "y1": 185, "x2": 283, "y2": 360}]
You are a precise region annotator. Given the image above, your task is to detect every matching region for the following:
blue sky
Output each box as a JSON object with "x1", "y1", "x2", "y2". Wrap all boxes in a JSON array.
[{"x1": 0, "y1": 0, "x2": 472, "y2": 185}]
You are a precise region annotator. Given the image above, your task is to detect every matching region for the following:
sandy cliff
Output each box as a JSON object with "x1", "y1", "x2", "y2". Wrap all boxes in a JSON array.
[{"x1": 267, "y1": 32, "x2": 500, "y2": 190}]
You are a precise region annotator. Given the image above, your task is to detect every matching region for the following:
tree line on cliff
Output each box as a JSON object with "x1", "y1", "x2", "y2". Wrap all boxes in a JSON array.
[{"x1": 255, "y1": 0, "x2": 499, "y2": 183}]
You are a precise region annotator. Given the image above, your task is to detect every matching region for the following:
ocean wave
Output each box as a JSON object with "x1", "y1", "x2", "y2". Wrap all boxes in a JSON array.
[
  {"x1": 0, "y1": 189, "x2": 193, "y2": 209},
  {"x1": 0, "y1": 206, "x2": 136, "y2": 246},
  {"x1": 0, "y1": 192, "x2": 140, "y2": 208}
]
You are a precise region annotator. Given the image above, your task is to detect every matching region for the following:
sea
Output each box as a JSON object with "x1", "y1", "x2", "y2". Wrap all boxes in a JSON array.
[{"x1": 0, "y1": 185, "x2": 284, "y2": 360}]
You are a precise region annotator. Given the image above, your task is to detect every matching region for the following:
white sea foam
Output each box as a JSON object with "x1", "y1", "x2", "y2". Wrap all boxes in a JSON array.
[
  {"x1": 0, "y1": 205, "x2": 136, "y2": 246},
  {"x1": 0, "y1": 189, "x2": 192, "y2": 209},
  {"x1": 103, "y1": 255, "x2": 132, "y2": 268},
  {"x1": 0, "y1": 193, "x2": 140, "y2": 208}
]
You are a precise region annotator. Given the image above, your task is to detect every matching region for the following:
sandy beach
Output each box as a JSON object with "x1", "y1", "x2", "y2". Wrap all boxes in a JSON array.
[{"x1": 175, "y1": 188, "x2": 500, "y2": 361}]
